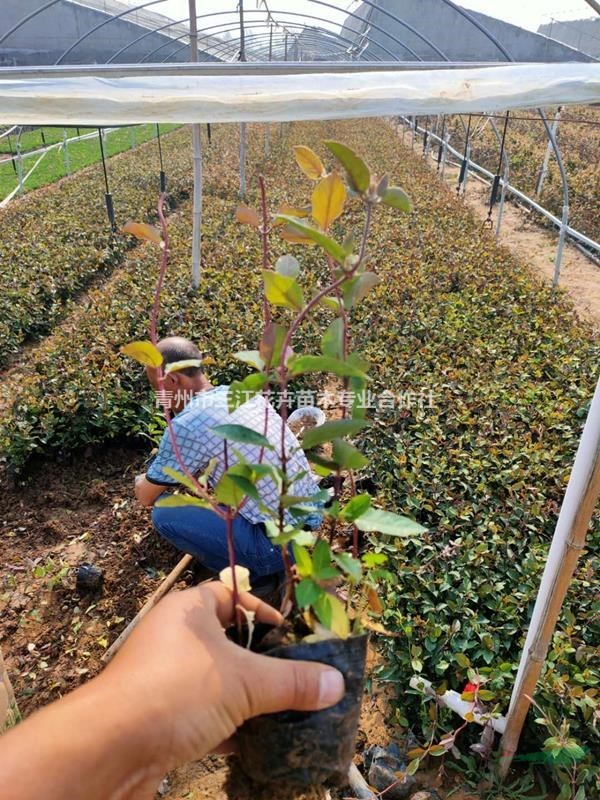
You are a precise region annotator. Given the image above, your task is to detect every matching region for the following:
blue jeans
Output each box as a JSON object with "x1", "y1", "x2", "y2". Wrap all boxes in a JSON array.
[{"x1": 151, "y1": 495, "x2": 285, "y2": 581}]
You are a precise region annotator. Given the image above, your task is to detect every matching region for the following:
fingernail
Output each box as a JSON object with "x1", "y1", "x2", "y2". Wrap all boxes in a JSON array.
[{"x1": 318, "y1": 668, "x2": 345, "y2": 707}]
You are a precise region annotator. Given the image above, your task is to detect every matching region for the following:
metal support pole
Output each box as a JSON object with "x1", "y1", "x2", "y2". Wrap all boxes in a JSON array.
[
  {"x1": 240, "y1": 122, "x2": 247, "y2": 199},
  {"x1": 16, "y1": 143, "x2": 23, "y2": 194},
  {"x1": 98, "y1": 127, "x2": 116, "y2": 231},
  {"x1": 441, "y1": 130, "x2": 449, "y2": 179},
  {"x1": 535, "y1": 106, "x2": 561, "y2": 197},
  {"x1": 496, "y1": 164, "x2": 508, "y2": 237},
  {"x1": 264, "y1": 123, "x2": 270, "y2": 157},
  {"x1": 189, "y1": 0, "x2": 201, "y2": 288},
  {"x1": 268, "y1": 25, "x2": 273, "y2": 61},
  {"x1": 462, "y1": 144, "x2": 471, "y2": 197},
  {"x1": 553, "y1": 205, "x2": 569, "y2": 289},
  {"x1": 129, "y1": 125, "x2": 136, "y2": 149},
  {"x1": 63, "y1": 129, "x2": 70, "y2": 175}
]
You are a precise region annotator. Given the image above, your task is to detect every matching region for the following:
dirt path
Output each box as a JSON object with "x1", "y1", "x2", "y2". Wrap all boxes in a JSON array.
[{"x1": 438, "y1": 162, "x2": 600, "y2": 332}]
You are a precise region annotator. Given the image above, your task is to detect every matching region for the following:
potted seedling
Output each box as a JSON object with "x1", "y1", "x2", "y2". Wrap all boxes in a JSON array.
[{"x1": 121, "y1": 139, "x2": 425, "y2": 788}]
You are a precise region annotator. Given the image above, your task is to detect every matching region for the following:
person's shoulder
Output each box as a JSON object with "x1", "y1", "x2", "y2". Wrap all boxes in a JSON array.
[{"x1": 179, "y1": 386, "x2": 230, "y2": 426}]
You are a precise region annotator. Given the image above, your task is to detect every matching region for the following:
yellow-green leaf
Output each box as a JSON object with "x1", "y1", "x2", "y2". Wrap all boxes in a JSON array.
[
  {"x1": 164, "y1": 359, "x2": 203, "y2": 375},
  {"x1": 263, "y1": 270, "x2": 305, "y2": 311},
  {"x1": 121, "y1": 220, "x2": 163, "y2": 245},
  {"x1": 313, "y1": 593, "x2": 350, "y2": 639},
  {"x1": 121, "y1": 341, "x2": 162, "y2": 368},
  {"x1": 294, "y1": 145, "x2": 326, "y2": 180},
  {"x1": 235, "y1": 206, "x2": 261, "y2": 227},
  {"x1": 312, "y1": 172, "x2": 346, "y2": 231}
]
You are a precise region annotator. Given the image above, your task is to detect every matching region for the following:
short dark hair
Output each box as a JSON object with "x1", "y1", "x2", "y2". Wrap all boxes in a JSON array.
[{"x1": 157, "y1": 336, "x2": 204, "y2": 377}]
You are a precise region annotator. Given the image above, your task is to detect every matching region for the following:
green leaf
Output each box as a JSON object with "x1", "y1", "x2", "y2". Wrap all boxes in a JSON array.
[
  {"x1": 161, "y1": 465, "x2": 198, "y2": 492},
  {"x1": 381, "y1": 186, "x2": 412, "y2": 212},
  {"x1": 406, "y1": 757, "x2": 421, "y2": 776},
  {"x1": 121, "y1": 340, "x2": 162, "y2": 368},
  {"x1": 214, "y1": 473, "x2": 244, "y2": 507},
  {"x1": 354, "y1": 508, "x2": 426, "y2": 537},
  {"x1": 263, "y1": 270, "x2": 304, "y2": 311},
  {"x1": 303, "y1": 418, "x2": 369, "y2": 449},
  {"x1": 275, "y1": 254, "x2": 300, "y2": 278},
  {"x1": 296, "y1": 579, "x2": 323, "y2": 608},
  {"x1": 312, "y1": 539, "x2": 332, "y2": 573},
  {"x1": 323, "y1": 141, "x2": 371, "y2": 193},
  {"x1": 154, "y1": 494, "x2": 211, "y2": 509},
  {"x1": 259, "y1": 323, "x2": 288, "y2": 369},
  {"x1": 233, "y1": 350, "x2": 265, "y2": 370},
  {"x1": 341, "y1": 493, "x2": 371, "y2": 522},
  {"x1": 362, "y1": 552, "x2": 387, "y2": 567},
  {"x1": 288, "y1": 354, "x2": 368, "y2": 380},
  {"x1": 275, "y1": 215, "x2": 347, "y2": 265},
  {"x1": 332, "y1": 439, "x2": 368, "y2": 470},
  {"x1": 343, "y1": 272, "x2": 381, "y2": 309},
  {"x1": 333, "y1": 551, "x2": 362, "y2": 582},
  {"x1": 313, "y1": 593, "x2": 350, "y2": 639},
  {"x1": 455, "y1": 653, "x2": 471, "y2": 668},
  {"x1": 321, "y1": 317, "x2": 344, "y2": 359},
  {"x1": 292, "y1": 542, "x2": 313, "y2": 577},
  {"x1": 212, "y1": 424, "x2": 272, "y2": 449},
  {"x1": 228, "y1": 373, "x2": 269, "y2": 411},
  {"x1": 227, "y1": 472, "x2": 261, "y2": 503}
]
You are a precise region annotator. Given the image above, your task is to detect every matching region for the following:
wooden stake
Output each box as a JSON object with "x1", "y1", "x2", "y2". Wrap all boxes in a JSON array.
[
  {"x1": 102, "y1": 554, "x2": 194, "y2": 663},
  {"x1": 499, "y1": 378, "x2": 600, "y2": 777}
]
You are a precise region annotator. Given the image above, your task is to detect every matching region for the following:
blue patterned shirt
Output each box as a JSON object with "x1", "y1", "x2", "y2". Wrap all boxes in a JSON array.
[{"x1": 146, "y1": 385, "x2": 322, "y2": 527}]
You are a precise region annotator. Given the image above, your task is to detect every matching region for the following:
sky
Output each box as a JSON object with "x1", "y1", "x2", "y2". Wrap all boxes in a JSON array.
[{"x1": 155, "y1": 1, "x2": 598, "y2": 36}]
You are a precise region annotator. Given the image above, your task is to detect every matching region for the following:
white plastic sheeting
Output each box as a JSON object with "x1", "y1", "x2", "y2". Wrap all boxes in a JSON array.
[{"x1": 0, "y1": 63, "x2": 598, "y2": 125}]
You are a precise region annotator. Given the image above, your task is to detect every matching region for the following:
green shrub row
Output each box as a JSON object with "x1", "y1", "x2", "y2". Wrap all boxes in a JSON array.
[
  {"x1": 0, "y1": 118, "x2": 597, "y2": 783},
  {"x1": 0, "y1": 123, "x2": 243, "y2": 368}
]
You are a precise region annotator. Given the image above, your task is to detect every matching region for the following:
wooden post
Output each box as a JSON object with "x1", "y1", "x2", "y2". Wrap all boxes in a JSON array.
[
  {"x1": 500, "y1": 378, "x2": 600, "y2": 777},
  {"x1": 0, "y1": 646, "x2": 20, "y2": 734},
  {"x1": 189, "y1": 0, "x2": 202, "y2": 289}
]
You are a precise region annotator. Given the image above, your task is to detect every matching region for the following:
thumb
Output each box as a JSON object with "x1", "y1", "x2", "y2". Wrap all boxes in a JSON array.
[{"x1": 247, "y1": 654, "x2": 345, "y2": 716}]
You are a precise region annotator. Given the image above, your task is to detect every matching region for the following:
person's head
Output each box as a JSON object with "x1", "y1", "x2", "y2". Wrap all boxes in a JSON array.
[{"x1": 146, "y1": 336, "x2": 211, "y2": 413}]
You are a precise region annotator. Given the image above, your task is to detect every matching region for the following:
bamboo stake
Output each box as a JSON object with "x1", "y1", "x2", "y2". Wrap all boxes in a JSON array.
[
  {"x1": 188, "y1": 0, "x2": 202, "y2": 288},
  {"x1": 102, "y1": 554, "x2": 194, "y2": 663},
  {"x1": 499, "y1": 378, "x2": 600, "y2": 777},
  {"x1": 0, "y1": 646, "x2": 20, "y2": 733},
  {"x1": 347, "y1": 763, "x2": 377, "y2": 799}
]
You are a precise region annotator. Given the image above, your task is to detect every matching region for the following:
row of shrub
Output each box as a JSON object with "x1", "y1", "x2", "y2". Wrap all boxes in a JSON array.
[
  {"x1": 448, "y1": 105, "x2": 600, "y2": 245},
  {"x1": 0, "y1": 117, "x2": 597, "y2": 789},
  {"x1": 0, "y1": 122, "x2": 306, "y2": 471},
  {"x1": 0, "y1": 123, "x2": 245, "y2": 368}
]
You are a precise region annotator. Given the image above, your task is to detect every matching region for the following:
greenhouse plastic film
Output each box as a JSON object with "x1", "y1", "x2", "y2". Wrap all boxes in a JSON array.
[{"x1": 0, "y1": 63, "x2": 598, "y2": 125}]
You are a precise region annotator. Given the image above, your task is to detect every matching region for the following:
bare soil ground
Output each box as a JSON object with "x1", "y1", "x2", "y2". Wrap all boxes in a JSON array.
[
  {"x1": 0, "y1": 446, "x2": 480, "y2": 798},
  {"x1": 440, "y1": 163, "x2": 600, "y2": 332}
]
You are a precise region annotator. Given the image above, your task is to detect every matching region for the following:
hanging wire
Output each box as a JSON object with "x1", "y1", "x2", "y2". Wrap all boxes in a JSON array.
[
  {"x1": 456, "y1": 114, "x2": 472, "y2": 196},
  {"x1": 156, "y1": 123, "x2": 166, "y2": 193},
  {"x1": 485, "y1": 110, "x2": 510, "y2": 227},
  {"x1": 97, "y1": 127, "x2": 116, "y2": 231}
]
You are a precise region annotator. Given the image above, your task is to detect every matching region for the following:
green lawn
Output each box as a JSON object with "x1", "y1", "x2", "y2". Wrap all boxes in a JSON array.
[
  {"x1": 0, "y1": 126, "x2": 96, "y2": 154},
  {"x1": 0, "y1": 124, "x2": 180, "y2": 200}
]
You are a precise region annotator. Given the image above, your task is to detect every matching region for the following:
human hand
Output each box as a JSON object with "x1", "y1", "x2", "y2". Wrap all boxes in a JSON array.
[{"x1": 99, "y1": 582, "x2": 346, "y2": 774}]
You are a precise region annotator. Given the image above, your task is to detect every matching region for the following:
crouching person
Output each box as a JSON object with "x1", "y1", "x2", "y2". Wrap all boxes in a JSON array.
[{"x1": 134, "y1": 337, "x2": 322, "y2": 586}]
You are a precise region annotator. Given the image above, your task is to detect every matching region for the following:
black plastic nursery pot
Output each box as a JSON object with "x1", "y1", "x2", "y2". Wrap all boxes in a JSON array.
[{"x1": 237, "y1": 632, "x2": 368, "y2": 788}]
